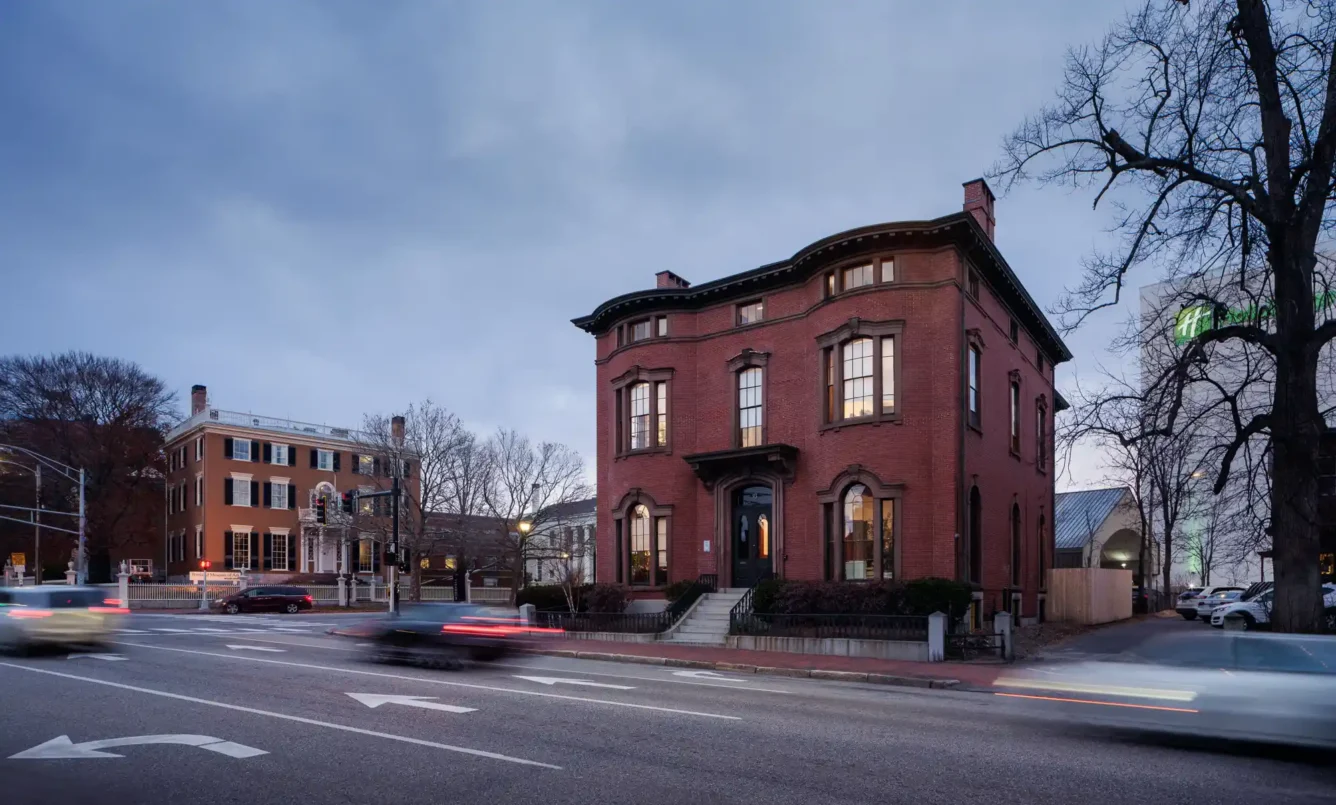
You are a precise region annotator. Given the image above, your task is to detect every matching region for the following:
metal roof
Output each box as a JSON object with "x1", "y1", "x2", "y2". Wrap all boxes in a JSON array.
[{"x1": 1054, "y1": 487, "x2": 1131, "y2": 550}]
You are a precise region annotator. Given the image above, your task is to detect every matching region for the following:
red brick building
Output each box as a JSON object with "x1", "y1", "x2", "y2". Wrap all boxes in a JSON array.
[{"x1": 573, "y1": 179, "x2": 1070, "y2": 621}]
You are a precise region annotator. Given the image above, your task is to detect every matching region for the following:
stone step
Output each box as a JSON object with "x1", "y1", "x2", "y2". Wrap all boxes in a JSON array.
[
  {"x1": 664, "y1": 636, "x2": 728, "y2": 646},
  {"x1": 675, "y1": 624, "x2": 728, "y2": 635}
]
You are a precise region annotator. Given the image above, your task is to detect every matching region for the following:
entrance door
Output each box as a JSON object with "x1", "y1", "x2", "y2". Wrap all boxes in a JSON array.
[{"x1": 732, "y1": 485, "x2": 773, "y2": 588}]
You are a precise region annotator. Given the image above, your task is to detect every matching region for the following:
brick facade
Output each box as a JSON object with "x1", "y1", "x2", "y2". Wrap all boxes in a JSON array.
[{"x1": 574, "y1": 180, "x2": 1070, "y2": 619}]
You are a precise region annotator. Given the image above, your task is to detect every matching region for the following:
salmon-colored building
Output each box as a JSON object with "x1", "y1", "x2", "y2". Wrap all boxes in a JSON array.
[
  {"x1": 160, "y1": 385, "x2": 413, "y2": 582},
  {"x1": 573, "y1": 179, "x2": 1070, "y2": 623}
]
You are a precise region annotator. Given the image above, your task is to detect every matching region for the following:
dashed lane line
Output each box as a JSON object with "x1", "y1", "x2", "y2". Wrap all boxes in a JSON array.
[{"x1": 111, "y1": 641, "x2": 742, "y2": 721}]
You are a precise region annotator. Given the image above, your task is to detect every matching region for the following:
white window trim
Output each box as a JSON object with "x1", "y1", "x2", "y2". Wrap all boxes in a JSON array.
[
  {"x1": 316, "y1": 449, "x2": 335, "y2": 471},
  {"x1": 269, "y1": 478, "x2": 290, "y2": 510},
  {"x1": 270, "y1": 527, "x2": 291, "y2": 536},
  {"x1": 230, "y1": 473, "x2": 253, "y2": 507},
  {"x1": 272, "y1": 444, "x2": 290, "y2": 465},
  {"x1": 231, "y1": 530, "x2": 253, "y2": 571},
  {"x1": 195, "y1": 436, "x2": 204, "y2": 462},
  {"x1": 195, "y1": 473, "x2": 203, "y2": 506},
  {"x1": 229, "y1": 472, "x2": 254, "y2": 481},
  {"x1": 232, "y1": 439, "x2": 251, "y2": 461}
]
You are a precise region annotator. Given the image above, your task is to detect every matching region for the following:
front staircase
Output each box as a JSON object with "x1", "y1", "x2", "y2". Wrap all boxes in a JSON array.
[{"x1": 663, "y1": 588, "x2": 746, "y2": 646}]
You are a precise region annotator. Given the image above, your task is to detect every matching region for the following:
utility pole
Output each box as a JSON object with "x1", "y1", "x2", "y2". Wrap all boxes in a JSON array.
[
  {"x1": 76, "y1": 467, "x2": 86, "y2": 585},
  {"x1": 33, "y1": 464, "x2": 41, "y2": 585},
  {"x1": 389, "y1": 473, "x2": 399, "y2": 615}
]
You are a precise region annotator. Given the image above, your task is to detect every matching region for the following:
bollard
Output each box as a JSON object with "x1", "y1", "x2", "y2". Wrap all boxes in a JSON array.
[
  {"x1": 117, "y1": 570, "x2": 131, "y2": 610},
  {"x1": 519, "y1": 603, "x2": 536, "y2": 627},
  {"x1": 927, "y1": 611, "x2": 947, "y2": 662}
]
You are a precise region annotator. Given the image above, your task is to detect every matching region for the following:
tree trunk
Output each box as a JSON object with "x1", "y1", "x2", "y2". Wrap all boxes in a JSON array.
[
  {"x1": 1268, "y1": 350, "x2": 1324, "y2": 633},
  {"x1": 509, "y1": 549, "x2": 525, "y2": 607}
]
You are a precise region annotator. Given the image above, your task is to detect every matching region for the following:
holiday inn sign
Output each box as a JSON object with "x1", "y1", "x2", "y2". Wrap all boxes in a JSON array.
[{"x1": 1173, "y1": 290, "x2": 1336, "y2": 344}]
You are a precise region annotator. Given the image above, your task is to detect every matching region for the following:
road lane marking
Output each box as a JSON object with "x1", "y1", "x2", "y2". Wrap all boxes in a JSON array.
[
  {"x1": 151, "y1": 628, "x2": 191, "y2": 633},
  {"x1": 513, "y1": 675, "x2": 635, "y2": 690},
  {"x1": 66, "y1": 653, "x2": 126, "y2": 662},
  {"x1": 672, "y1": 670, "x2": 748, "y2": 683},
  {"x1": 490, "y1": 662, "x2": 793, "y2": 694},
  {"x1": 111, "y1": 642, "x2": 741, "y2": 721},
  {"x1": 0, "y1": 662, "x2": 561, "y2": 769},
  {"x1": 346, "y1": 693, "x2": 476, "y2": 714},
  {"x1": 114, "y1": 629, "x2": 149, "y2": 634},
  {"x1": 226, "y1": 645, "x2": 285, "y2": 653},
  {"x1": 11, "y1": 734, "x2": 267, "y2": 760}
]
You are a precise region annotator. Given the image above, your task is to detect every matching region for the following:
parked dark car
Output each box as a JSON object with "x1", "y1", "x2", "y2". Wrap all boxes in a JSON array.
[
  {"x1": 217, "y1": 586, "x2": 313, "y2": 614},
  {"x1": 336, "y1": 603, "x2": 553, "y2": 669}
]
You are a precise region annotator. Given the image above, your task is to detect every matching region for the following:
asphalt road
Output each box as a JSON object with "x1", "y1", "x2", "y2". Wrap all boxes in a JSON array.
[{"x1": 2, "y1": 612, "x2": 1334, "y2": 805}]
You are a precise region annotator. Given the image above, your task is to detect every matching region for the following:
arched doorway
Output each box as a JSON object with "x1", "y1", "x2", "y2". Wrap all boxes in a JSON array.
[
  {"x1": 968, "y1": 486, "x2": 982, "y2": 583},
  {"x1": 732, "y1": 484, "x2": 773, "y2": 587}
]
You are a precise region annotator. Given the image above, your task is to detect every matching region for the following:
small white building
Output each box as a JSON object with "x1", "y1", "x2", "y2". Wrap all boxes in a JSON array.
[{"x1": 524, "y1": 497, "x2": 596, "y2": 588}]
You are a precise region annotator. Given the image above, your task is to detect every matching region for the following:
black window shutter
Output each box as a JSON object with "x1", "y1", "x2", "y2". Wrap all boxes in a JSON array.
[
  {"x1": 250, "y1": 532, "x2": 258, "y2": 568},
  {"x1": 287, "y1": 534, "x2": 298, "y2": 569},
  {"x1": 333, "y1": 452, "x2": 341, "y2": 472},
  {"x1": 250, "y1": 481, "x2": 259, "y2": 507},
  {"x1": 224, "y1": 437, "x2": 233, "y2": 458},
  {"x1": 224, "y1": 478, "x2": 233, "y2": 506},
  {"x1": 251, "y1": 441, "x2": 260, "y2": 462},
  {"x1": 288, "y1": 484, "x2": 297, "y2": 510},
  {"x1": 351, "y1": 454, "x2": 360, "y2": 475},
  {"x1": 263, "y1": 533, "x2": 273, "y2": 571},
  {"x1": 310, "y1": 449, "x2": 318, "y2": 469},
  {"x1": 224, "y1": 532, "x2": 234, "y2": 570},
  {"x1": 288, "y1": 449, "x2": 296, "y2": 467},
  {"x1": 263, "y1": 443, "x2": 272, "y2": 464},
  {"x1": 373, "y1": 457, "x2": 381, "y2": 477},
  {"x1": 263, "y1": 482, "x2": 272, "y2": 508},
  {"x1": 402, "y1": 461, "x2": 412, "y2": 479},
  {"x1": 372, "y1": 541, "x2": 381, "y2": 574}
]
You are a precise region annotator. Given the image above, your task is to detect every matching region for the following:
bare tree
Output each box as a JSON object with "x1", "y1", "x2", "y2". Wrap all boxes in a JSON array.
[
  {"x1": 995, "y1": 0, "x2": 1336, "y2": 631},
  {"x1": 358, "y1": 400, "x2": 466, "y2": 600},
  {"x1": 480, "y1": 429, "x2": 591, "y2": 604},
  {"x1": 0, "y1": 352, "x2": 176, "y2": 580}
]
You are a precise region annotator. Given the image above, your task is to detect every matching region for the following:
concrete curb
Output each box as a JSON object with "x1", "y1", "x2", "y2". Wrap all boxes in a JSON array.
[{"x1": 521, "y1": 648, "x2": 960, "y2": 690}]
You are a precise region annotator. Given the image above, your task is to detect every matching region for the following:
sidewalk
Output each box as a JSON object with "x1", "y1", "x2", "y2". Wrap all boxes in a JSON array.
[{"x1": 525, "y1": 639, "x2": 1007, "y2": 691}]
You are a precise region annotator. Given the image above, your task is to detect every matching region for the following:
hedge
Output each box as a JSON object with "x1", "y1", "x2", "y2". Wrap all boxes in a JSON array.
[{"x1": 752, "y1": 578, "x2": 972, "y2": 619}]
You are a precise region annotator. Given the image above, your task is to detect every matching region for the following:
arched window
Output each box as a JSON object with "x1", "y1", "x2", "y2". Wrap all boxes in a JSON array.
[
  {"x1": 842, "y1": 338, "x2": 874, "y2": 418},
  {"x1": 629, "y1": 504, "x2": 651, "y2": 585},
  {"x1": 1011, "y1": 503, "x2": 1022, "y2": 588},
  {"x1": 843, "y1": 485, "x2": 873, "y2": 579},
  {"x1": 968, "y1": 486, "x2": 982, "y2": 583}
]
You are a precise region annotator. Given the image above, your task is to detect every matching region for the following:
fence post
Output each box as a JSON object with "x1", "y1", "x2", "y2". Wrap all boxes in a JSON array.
[
  {"x1": 993, "y1": 610, "x2": 1014, "y2": 661},
  {"x1": 64, "y1": 561, "x2": 77, "y2": 586},
  {"x1": 927, "y1": 611, "x2": 946, "y2": 662},
  {"x1": 117, "y1": 569, "x2": 131, "y2": 609},
  {"x1": 519, "y1": 603, "x2": 536, "y2": 627},
  {"x1": 337, "y1": 576, "x2": 348, "y2": 607}
]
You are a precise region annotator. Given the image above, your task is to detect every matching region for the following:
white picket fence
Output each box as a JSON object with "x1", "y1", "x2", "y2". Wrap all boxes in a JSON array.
[
  {"x1": 119, "y1": 583, "x2": 240, "y2": 610},
  {"x1": 103, "y1": 581, "x2": 508, "y2": 609}
]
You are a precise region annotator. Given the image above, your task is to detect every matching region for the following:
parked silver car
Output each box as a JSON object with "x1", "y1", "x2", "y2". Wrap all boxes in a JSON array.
[{"x1": 995, "y1": 630, "x2": 1336, "y2": 749}]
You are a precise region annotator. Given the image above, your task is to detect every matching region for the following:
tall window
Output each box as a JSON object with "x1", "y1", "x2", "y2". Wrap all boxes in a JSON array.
[
  {"x1": 825, "y1": 350, "x2": 836, "y2": 422},
  {"x1": 629, "y1": 505, "x2": 651, "y2": 585},
  {"x1": 316, "y1": 449, "x2": 335, "y2": 471},
  {"x1": 270, "y1": 482, "x2": 289, "y2": 510},
  {"x1": 233, "y1": 532, "x2": 251, "y2": 571},
  {"x1": 968, "y1": 345, "x2": 981, "y2": 428},
  {"x1": 195, "y1": 476, "x2": 203, "y2": 506},
  {"x1": 1010, "y1": 381, "x2": 1021, "y2": 454},
  {"x1": 842, "y1": 338, "x2": 874, "y2": 418},
  {"x1": 738, "y1": 368, "x2": 763, "y2": 447},
  {"x1": 272, "y1": 534, "x2": 289, "y2": 571},
  {"x1": 272, "y1": 444, "x2": 289, "y2": 466},
  {"x1": 359, "y1": 539, "x2": 373, "y2": 573},
  {"x1": 232, "y1": 440, "x2": 251, "y2": 461},
  {"x1": 843, "y1": 485, "x2": 874, "y2": 580},
  {"x1": 1036, "y1": 402, "x2": 1047, "y2": 471},
  {"x1": 967, "y1": 268, "x2": 980, "y2": 299},
  {"x1": 195, "y1": 525, "x2": 202, "y2": 559},
  {"x1": 629, "y1": 383, "x2": 650, "y2": 449},
  {"x1": 232, "y1": 478, "x2": 251, "y2": 507},
  {"x1": 655, "y1": 517, "x2": 668, "y2": 584},
  {"x1": 880, "y1": 499, "x2": 895, "y2": 579},
  {"x1": 880, "y1": 337, "x2": 895, "y2": 411},
  {"x1": 630, "y1": 319, "x2": 652, "y2": 342},
  {"x1": 1011, "y1": 503, "x2": 1022, "y2": 587},
  {"x1": 737, "y1": 300, "x2": 763, "y2": 326},
  {"x1": 195, "y1": 436, "x2": 204, "y2": 461},
  {"x1": 656, "y1": 382, "x2": 667, "y2": 447},
  {"x1": 656, "y1": 316, "x2": 668, "y2": 337}
]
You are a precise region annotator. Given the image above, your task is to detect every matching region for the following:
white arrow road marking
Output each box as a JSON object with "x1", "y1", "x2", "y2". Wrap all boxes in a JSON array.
[
  {"x1": 0, "y1": 662, "x2": 560, "y2": 769},
  {"x1": 672, "y1": 670, "x2": 747, "y2": 682},
  {"x1": 346, "y1": 693, "x2": 476, "y2": 714},
  {"x1": 10, "y1": 734, "x2": 267, "y2": 760},
  {"x1": 226, "y1": 645, "x2": 286, "y2": 653},
  {"x1": 66, "y1": 654, "x2": 126, "y2": 662},
  {"x1": 513, "y1": 675, "x2": 635, "y2": 690}
]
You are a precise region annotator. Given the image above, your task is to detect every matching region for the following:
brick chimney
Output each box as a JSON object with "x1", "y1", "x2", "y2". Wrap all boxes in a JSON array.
[
  {"x1": 391, "y1": 415, "x2": 406, "y2": 445},
  {"x1": 962, "y1": 178, "x2": 996, "y2": 241},
  {"x1": 191, "y1": 385, "x2": 208, "y2": 415},
  {"x1": 655, "y1": 270, "x2": 691, "y2": 289}
]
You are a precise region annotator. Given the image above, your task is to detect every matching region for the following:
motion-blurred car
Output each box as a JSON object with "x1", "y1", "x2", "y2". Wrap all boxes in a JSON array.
[
  {"x1": 215, "y1": 585, "x2": 313, "y2": 614},
  {"x1": 0, "y1": 586, "x2": 127, "y2": 655},
  {"x1": 1175, "y1": 586, "x2": 1243, "y2": 620},
  {"x1": 334, "y1": 603, "x2": 558, "y2": 669},
  {"x1": 1194, "y1": 589, "x2": 1243, "y2": 622},
  {"x1": 995, "y1": 630, "x2": 1336, "y2": 749}
]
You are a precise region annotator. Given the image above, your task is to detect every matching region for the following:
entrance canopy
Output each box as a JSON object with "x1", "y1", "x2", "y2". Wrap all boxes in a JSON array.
[{"x1": 683, "y1": 444, "x2": 798, "y2": 489}]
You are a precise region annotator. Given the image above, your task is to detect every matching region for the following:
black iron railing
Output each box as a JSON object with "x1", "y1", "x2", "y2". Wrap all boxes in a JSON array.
[
  {"x1": 945, "y1": 617, "x2": 1005, "y2": 660},
  {"x1": 730, "y1": 612, "x2": 929, "y2": 641},
  {"x1": 665, "y1": 574, "x2": 718, "y2": 623},
  {"x1": 536, "y1": 611, "x2": 670, "y2": 634}
]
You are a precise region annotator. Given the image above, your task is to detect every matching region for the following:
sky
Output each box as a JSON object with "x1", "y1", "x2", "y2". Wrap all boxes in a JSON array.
[{"x1": 0, "y1": 0, "x2": 1145, "y2": 492}]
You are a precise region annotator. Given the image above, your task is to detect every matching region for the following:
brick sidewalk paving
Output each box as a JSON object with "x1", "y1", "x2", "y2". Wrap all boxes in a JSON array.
[{"x1": 525, "y1": 639, "x2": 1007, "y2": 691}]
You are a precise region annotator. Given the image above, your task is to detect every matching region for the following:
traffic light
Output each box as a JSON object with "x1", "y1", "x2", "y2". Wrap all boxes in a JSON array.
[
  {"x1": 315, "y1": 495, "x2": 327, "y2": 524},
  {"x1": 341, "y1": 490, "x2": 356, "y2": 515},
  {"x1": 199, "y1": 560, "x2": 211, "y2": 570}
]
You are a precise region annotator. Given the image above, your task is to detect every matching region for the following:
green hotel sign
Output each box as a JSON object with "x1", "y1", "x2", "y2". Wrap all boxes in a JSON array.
[{"x1": 1173, "y1": 290, "x2": 1336, "y2": 344}]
